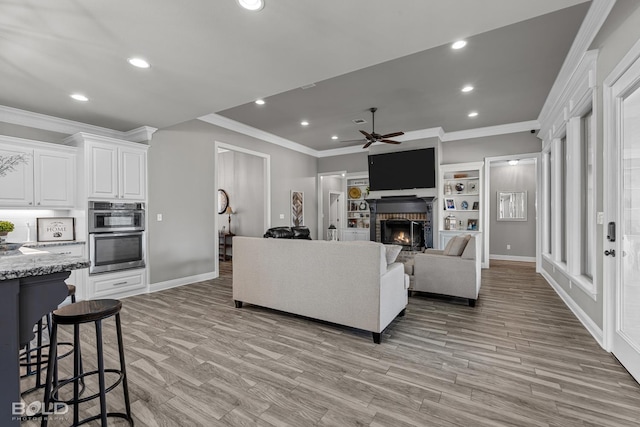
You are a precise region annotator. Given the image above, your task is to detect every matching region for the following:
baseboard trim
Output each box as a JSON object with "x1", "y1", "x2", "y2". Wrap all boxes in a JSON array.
[
  {"x1": 489, "y1": 254, "x2": 536, "y2": 262},
  {"x1": 540, "y1": 269, "x2": 604, "y2": 349},
  {"x1": 150, "y1": 271, "x2": 219, "y2": 292}
]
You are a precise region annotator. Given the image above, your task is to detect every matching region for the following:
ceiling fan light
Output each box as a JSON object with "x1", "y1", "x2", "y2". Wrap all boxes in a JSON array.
[{"x1": 237, "y1": 0, "x2": 264, "y2": 11}]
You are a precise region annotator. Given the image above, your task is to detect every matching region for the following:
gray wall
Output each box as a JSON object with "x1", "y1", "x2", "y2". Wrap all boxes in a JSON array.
[
  {"x1": 489, "y1": 163, "x2": 536, "y2": 258},
  {"x1": 540, "y1": 0, "x2": 640, "y2": 330},
  {"x1": 318, "y1": 152, "x2": 367, "y2": 174},
  {"x1": 217, "y1": 150, "x2": 265, "y2": 238},
  {"x1": 0, "y1": 122, "x2": 70, "y2": 145},
  {"x1": 441, "y1": 132, "x2": 541, "y2": 163},
  {"x1": 148, "y1": 119, "x2": 318, "y2": 284}
]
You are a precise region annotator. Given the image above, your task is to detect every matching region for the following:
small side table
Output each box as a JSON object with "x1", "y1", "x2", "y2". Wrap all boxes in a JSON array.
[{"x1": 219, "y1": 232, "x2": 234, "y2": 261}]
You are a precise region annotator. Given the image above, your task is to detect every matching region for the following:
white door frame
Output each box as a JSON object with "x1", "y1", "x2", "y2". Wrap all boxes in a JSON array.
[
  {"x1": 483, "y1": 153, "x2": 541, "y2": 271},
  {"x1": 603, "y1": 37, "x2": 640, "y2": 381},
  {"x1": 214, "y1": 141, "x2": 271, "y2": 264},
  {"x1": 328, "y1": 191, "x2": 345, "y2": 235},
  {"x1": 317, "y1": 171, "x2": 346, "y2": 241}
]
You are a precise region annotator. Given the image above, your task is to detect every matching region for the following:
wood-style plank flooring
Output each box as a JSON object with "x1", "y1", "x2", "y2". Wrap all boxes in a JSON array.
[{"x1": 22, "y1": 260, "x2": 640, "y2": 426}]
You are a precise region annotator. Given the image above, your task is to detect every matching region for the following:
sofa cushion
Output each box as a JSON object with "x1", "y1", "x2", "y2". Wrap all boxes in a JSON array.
[
  {"x1": 443, "y1": 234, "x2": 471, "y2": 256},
  {"x1": 263, "y1": 227, "x2": 294, "y2": 239},
  {"x1": 292, "y1": 226, "x2": 311, "y2": 240},
  {"x1": 384, "y1": 244, "x2": 402, "y2": 264},
  {"x1": 461, "y1": 236, "x2": 476, "y2": 260}
]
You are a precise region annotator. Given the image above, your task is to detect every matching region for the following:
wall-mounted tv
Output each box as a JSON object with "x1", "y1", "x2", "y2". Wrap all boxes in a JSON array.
[{"x1": 368, "y1": 148, "x2": 436, "y2": 191}]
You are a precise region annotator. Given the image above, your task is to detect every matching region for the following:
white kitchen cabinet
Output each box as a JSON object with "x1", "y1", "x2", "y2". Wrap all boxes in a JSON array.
[
  {"x1": 0, "y1": 137, "x2": 76, "y2": 208},
  {"x1": 90, "y1": 268, "x2": 147, "y2": 299},
  {"x1": 87, "y1": 141, "x2": 146, "y2": 201}
]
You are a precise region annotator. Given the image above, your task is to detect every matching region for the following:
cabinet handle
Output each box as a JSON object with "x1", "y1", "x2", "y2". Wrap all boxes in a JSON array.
[
  {"x1": 112, "y1": 281, "x2": 129, "y2": 287},
  {"x1": 37, "y1": 202, "x2": 41, "y2": 205},
  {"x1": 29, "y1": 202, "x2": 32, "y2": 205}
]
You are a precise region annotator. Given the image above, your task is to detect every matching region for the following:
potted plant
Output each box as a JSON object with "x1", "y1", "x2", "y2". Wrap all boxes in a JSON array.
[{"x1": 0, "y1": 220, "x2": 15, "y2": 242}]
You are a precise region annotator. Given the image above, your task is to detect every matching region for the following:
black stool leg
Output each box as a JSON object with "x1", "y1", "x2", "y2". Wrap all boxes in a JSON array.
[
  {"x1": 41, "y1": 322, "x2": 58, "y2": 427},
  {"x1": 34, "y1": 319, "x2": 44, "y2": 389},
  {"x1": 116, "y1": 313, "x2": 132, "y2": 421},
  {"x1": 73, "y1": 323, "x2": 80, "y2": 426},
  {"x1": 95, "y1": 320, "x2": 108, "y2": 426}
]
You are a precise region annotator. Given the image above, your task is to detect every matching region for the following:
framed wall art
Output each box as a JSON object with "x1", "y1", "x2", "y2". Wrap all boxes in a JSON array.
[
  {"x1": 291, "y1": 190, "x2": 304, "y2": 226},
  {"x1": 37, "y1": 217, "x2": 76, "y2": 242}
]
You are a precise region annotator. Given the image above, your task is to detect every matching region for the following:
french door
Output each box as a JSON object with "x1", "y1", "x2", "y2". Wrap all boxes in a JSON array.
[{"x1": 606, "y1": 51, "x2": 640, "y2": 383}]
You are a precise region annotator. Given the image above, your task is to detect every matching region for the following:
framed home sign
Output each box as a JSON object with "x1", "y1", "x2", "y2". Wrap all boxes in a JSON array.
[{"x1": 37, "y1": 217, "x2": 76, "y2": 242}]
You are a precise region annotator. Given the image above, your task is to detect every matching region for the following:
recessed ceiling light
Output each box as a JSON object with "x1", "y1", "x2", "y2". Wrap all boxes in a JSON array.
[
  {"x1": 128, "y1": 57, "x2": 150, "y2": 68},
  {"x1": 301, "y1": 121, "x2": 309, "y2": 126},
  {"x1": 70, "y1": 93, "x2": 88, "y2": 102},
  {"x1": 452, "y1": 40, "x2": 467, "y2": 50},
  {"x1": 237, "y1": 0, "x2": 264, "y2": 11},
  {"x1": 331, "y1": 136, "x2": 338, "y2": 140},
  {"x1": 508, "y1": 160, "x2": 519, "y2": 166},
  {"x1": 468, "y1": 111, "x2": 478, "y2": 117},
  {"x1": 461, "y1": 85, "x2": 474, "y2": 93},
  {"x1": 255, "y1": 99, "x2": 265, "y2": 105}
]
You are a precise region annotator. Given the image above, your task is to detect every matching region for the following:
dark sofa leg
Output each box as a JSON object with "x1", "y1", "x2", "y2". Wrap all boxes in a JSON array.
[
  {"x1": 407, "y1": 290, "x2": 413, "y2": 297},
  {"x1": 234, "y1": 300, "x2": 243, "y2": 308},
  {"x1": 398, "y1": 308, "x2": 406, "y2": 317},
  {"x1": 372, "y1": 332, "x2": 381, "y2": 344},
  {"x1": 469, "y1": 299, "x2": 476, "y2": 307}
]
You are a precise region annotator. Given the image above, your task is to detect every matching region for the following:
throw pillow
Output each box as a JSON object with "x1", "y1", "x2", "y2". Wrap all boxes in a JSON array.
[
  {"x1": 384, "y1": 244, "x2": 402, "y2": 264},
  {"x1": 443, "y1": 235, "x2": 471, "y2": 256}
]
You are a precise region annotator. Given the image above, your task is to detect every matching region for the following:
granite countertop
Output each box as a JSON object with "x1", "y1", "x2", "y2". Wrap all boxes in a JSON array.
[
  {"x1": 0, "y1": 247, "x2": 90, "y2": 281},
  {"x1": 22, "y1": 241, "x2": 86, "y2": 249}
]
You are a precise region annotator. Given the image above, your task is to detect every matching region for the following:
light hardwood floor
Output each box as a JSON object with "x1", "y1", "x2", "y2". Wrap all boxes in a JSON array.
[{"x1": 23, "y1": 260, "x2": 640, "y2": 426}]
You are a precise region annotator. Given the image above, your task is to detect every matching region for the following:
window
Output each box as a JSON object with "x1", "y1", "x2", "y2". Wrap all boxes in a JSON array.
[{"x1": 560, "y1": 136, "x2": 567, "y2": 264}]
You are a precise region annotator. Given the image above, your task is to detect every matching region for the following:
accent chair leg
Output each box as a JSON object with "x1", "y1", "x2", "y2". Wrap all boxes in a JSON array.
[
  {"x1": 398, "y1": 308, "x2": 406, "y2": 317},
  {"x1": 469, "y1": 299, "x2": 476, "y2": 307},
  {"x1": 372, "y1": 332, "x2": 381, "y2": 344},
  {"x1": 407, "y1": 290, "x2": 413, "y2": 297},
  {"x1": 234, "y1": 300, "x2": 243, "y2": 308}
]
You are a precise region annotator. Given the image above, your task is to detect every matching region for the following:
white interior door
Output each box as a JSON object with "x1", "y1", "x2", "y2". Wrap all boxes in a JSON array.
[{"x1": 607, "y1": 55, "x2": 640, "y2": 383}]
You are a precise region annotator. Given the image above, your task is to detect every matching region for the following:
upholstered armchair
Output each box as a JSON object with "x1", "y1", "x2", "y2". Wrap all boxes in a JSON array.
[{"x1": 411, "y1": 234, "x2": 481, "y2": 306}]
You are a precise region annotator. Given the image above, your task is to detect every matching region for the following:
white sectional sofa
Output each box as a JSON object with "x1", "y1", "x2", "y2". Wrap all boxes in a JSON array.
[{"x1": 232, "y1": 236, "x2": 408, "y2": 343}]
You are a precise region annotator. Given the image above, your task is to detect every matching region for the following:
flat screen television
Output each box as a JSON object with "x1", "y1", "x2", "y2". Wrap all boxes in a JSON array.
[{"x1": 368, "y1": 148, "x2": 436, "y2": 191}]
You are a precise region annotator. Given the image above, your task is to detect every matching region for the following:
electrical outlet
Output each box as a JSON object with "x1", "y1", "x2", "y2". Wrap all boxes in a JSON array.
[
  {"x1": 597, "y1": 212, "x2": 604, "y2": 224},
  {"x1": 279, "y1": 213, "x2": 285, "y2": 219},
  {"x1": 507, "y1": 244, "x2": 511, "y2": 250},
  {"x1": 157, "y1": 214, "x2": 163, "y2": 221}
]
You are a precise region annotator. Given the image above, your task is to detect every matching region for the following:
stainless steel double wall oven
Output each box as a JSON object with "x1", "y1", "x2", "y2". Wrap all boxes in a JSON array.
[{"x1": 88, "y1": 201, "x2": 146, "y2": 274}]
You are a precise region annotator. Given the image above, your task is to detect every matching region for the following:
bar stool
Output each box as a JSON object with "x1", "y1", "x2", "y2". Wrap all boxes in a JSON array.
[
  {"x1": 20, "y1": 284, "x2": 79, "y2": 396},
  {"x1": 41, "y1": 299, "x2": 133, "y2": 427}
]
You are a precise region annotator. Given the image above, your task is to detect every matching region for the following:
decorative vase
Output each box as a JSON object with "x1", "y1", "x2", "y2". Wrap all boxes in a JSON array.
[{"x1": 0, "y1": 231, "x2": 7, "y2": 243}]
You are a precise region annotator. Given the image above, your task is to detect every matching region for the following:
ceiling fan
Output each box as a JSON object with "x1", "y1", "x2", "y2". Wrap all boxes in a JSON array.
[{"x1": 343, "y1": 107, "x2": 404, "y2": 149}]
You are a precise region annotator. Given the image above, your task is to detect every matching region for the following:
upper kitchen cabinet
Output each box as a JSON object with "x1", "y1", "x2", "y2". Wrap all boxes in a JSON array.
[
  {"x1": 0, "y1": 136, "x2": 76, "y2": 208},
  {"x1": 66, "y1": 133, "x2": 148, "y2": 201}
]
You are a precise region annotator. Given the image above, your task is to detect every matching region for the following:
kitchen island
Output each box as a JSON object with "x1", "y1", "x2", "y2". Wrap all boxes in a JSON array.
[{"x1": 0, "y1": 248, "x2": 89, "y2": 426}]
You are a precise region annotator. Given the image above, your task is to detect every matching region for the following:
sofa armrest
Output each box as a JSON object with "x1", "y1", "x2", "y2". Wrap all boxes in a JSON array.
[{"x1": 379, "y1": 262, "x2": 408, "y2": 331}]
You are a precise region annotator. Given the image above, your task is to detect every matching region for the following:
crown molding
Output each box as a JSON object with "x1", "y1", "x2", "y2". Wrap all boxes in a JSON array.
[
  {"x1": 198, "y1": 113, "x2": 318, "y2": 157},
  {"x1": 537, "y1": 0, "x2": 616, "y2": 128},
  {"x1": 442, "y1": 120, "x2": 540, "y2": 142},
  {"x1": 396, "y1": 127, "x2": 445, "y2": 142},
  {"x1": 0, "y1": 105, "x2": 157, "y2": 142}
]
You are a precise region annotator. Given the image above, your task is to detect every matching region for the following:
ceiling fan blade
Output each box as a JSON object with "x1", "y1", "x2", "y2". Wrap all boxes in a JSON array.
[
  {"x1": 380, "y1": 131, "x2": 404, "y2": 139},
  {"x1": 359, "y1": 130, "x2": 373, "y2": 139},
  {"x1": 362, "y1": 140, "x2": 374, "y2": 149},
  {"x1": 381, "y1": 139, "x2": 401, "y2": 145}
]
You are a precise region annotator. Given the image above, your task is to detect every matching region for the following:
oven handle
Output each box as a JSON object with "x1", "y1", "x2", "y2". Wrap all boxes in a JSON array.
[{"x1": 90, "y1": 231, "x2": 145, "y2": 238}]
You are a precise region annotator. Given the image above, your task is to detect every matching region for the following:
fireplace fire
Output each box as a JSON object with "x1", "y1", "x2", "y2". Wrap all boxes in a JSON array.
[{"x1": 380, "y1": 219, "x2": 425, "y2": 250}]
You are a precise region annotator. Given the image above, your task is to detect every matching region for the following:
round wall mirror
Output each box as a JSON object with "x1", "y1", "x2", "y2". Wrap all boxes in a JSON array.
[{"x1": 218, "y1": 189, "x2": 229, "y2": 214}]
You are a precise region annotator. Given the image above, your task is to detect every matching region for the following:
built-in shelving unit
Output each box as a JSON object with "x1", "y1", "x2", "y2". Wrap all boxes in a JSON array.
[
  {"x1": 438, "y1": 162, "x2": 486, "y2": 267},
  {"x1": 343, "y1": 176, "x2": 370, "y2": 241}
]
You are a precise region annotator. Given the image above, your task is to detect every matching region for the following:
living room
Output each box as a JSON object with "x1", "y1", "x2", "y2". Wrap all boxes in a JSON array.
[{"x1": 2, "y1": 0, "x2": 640, "y2": 425}]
